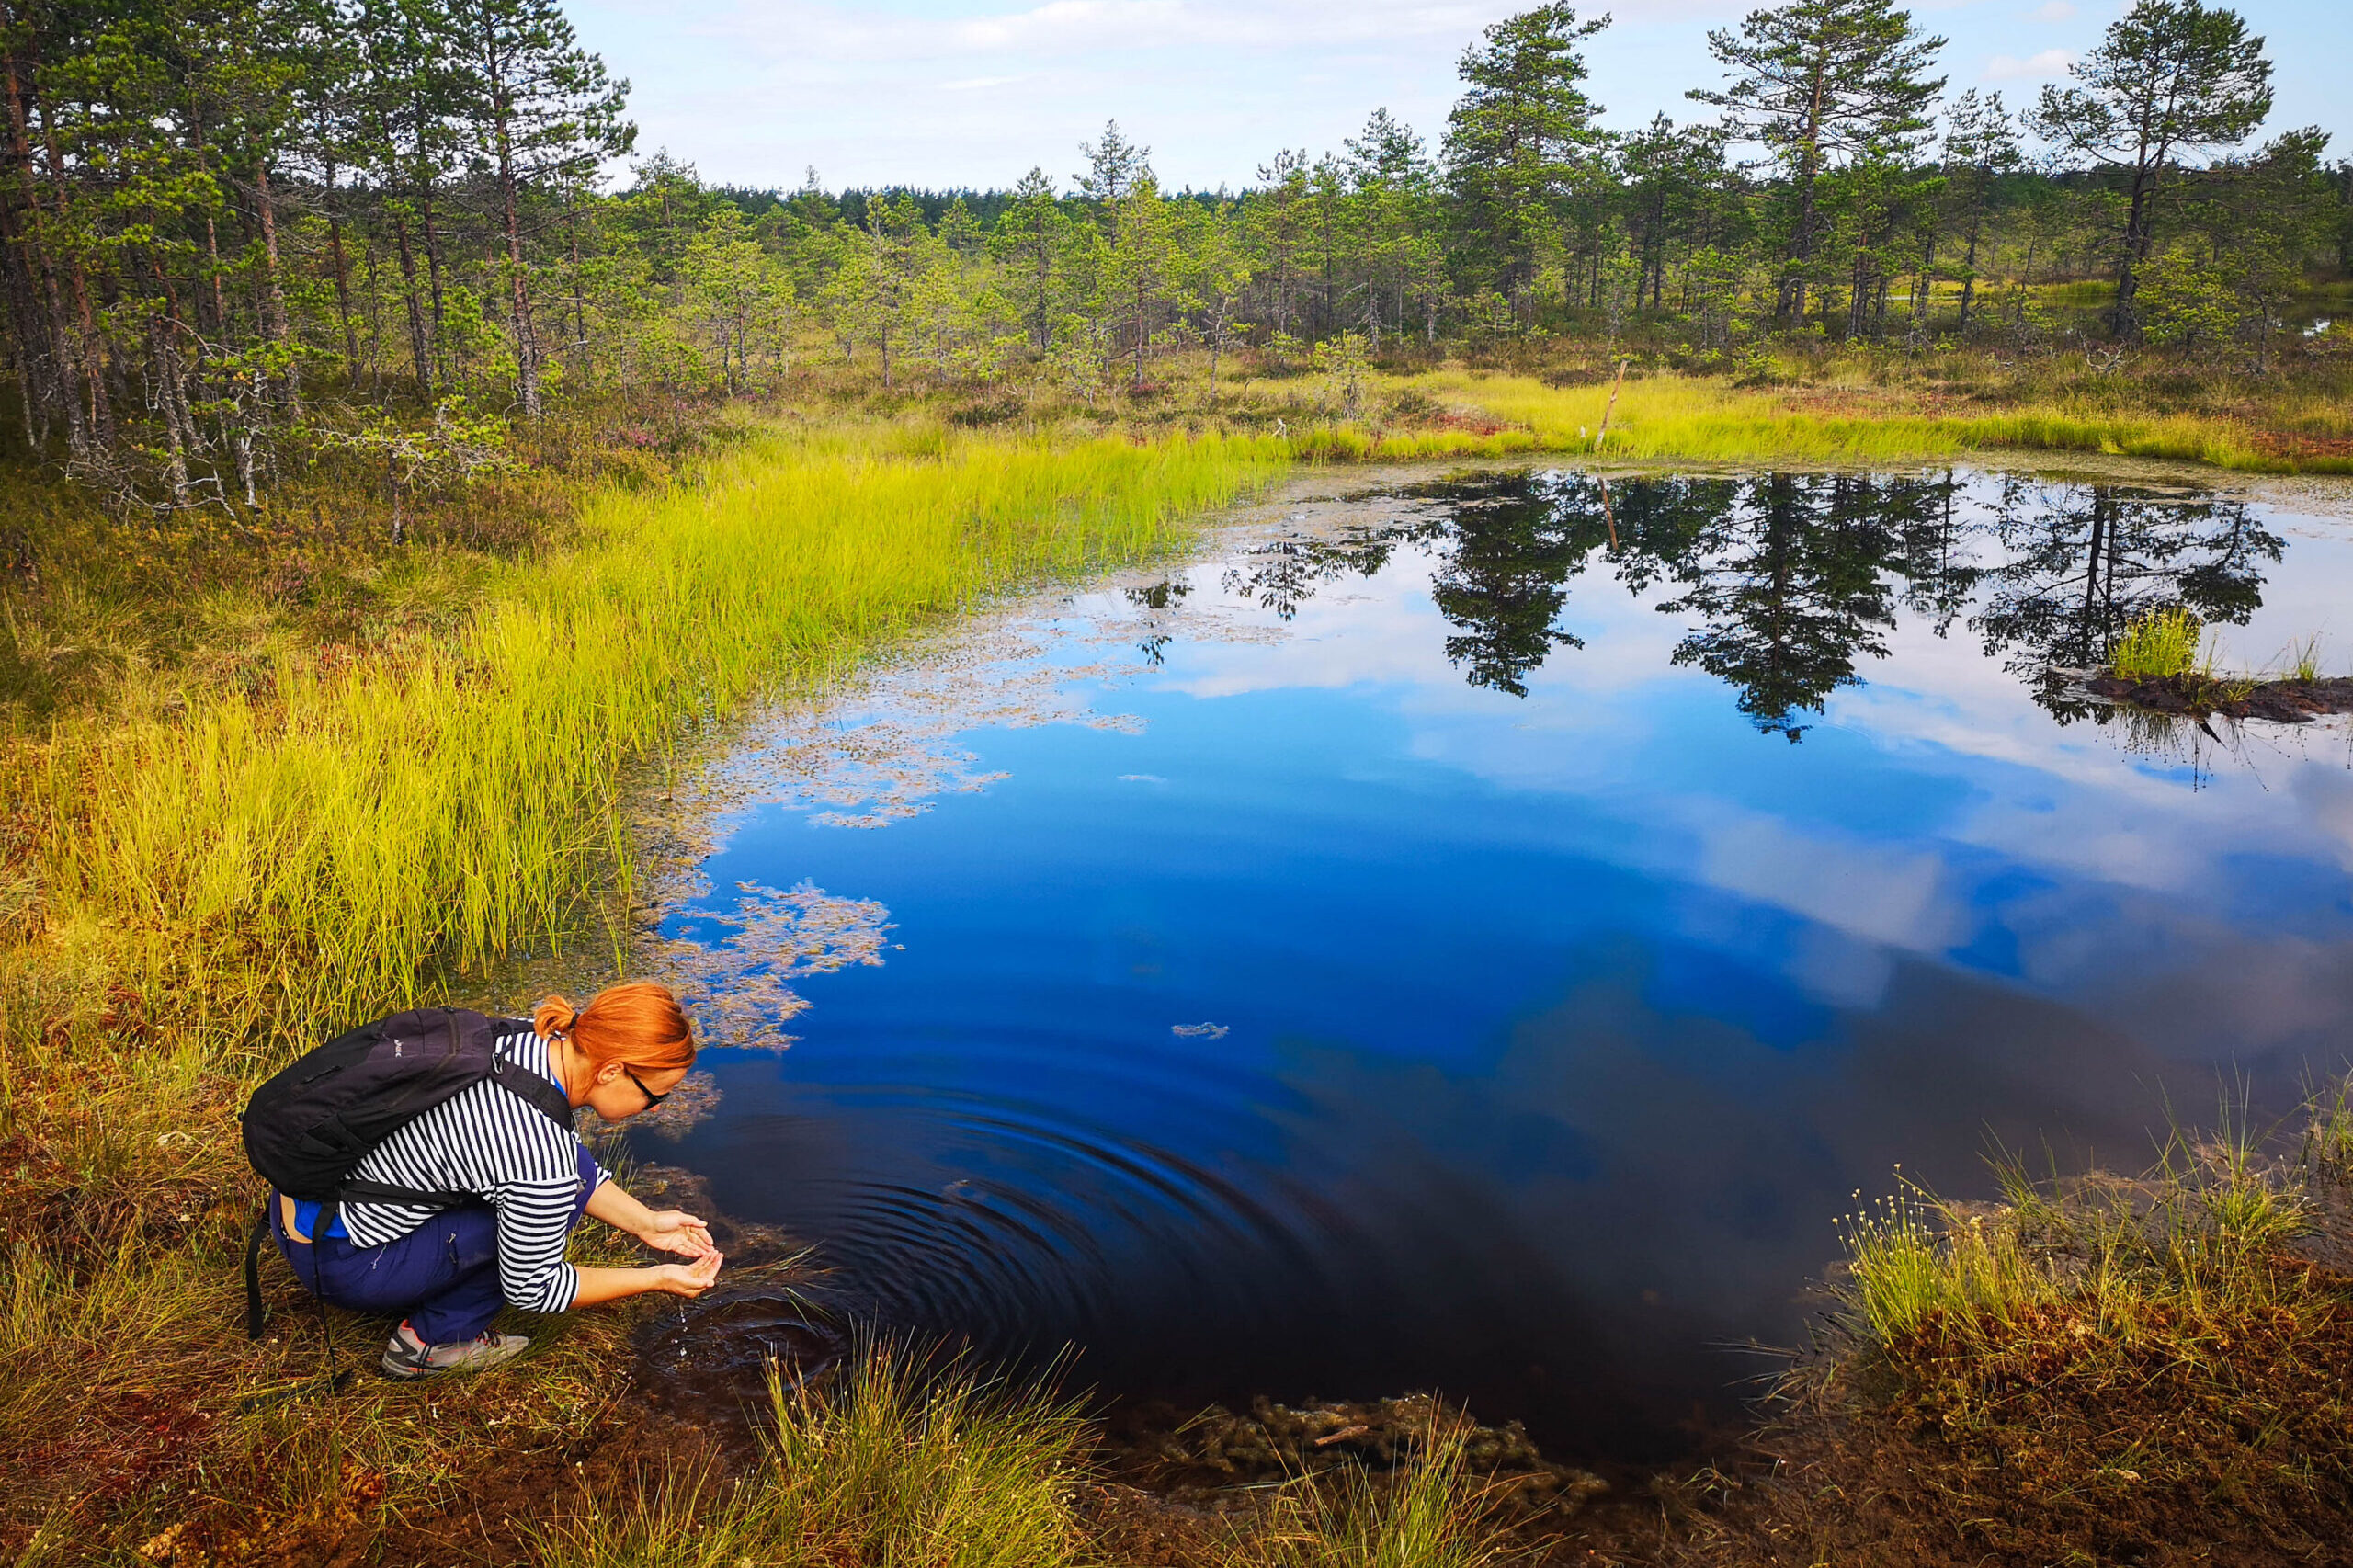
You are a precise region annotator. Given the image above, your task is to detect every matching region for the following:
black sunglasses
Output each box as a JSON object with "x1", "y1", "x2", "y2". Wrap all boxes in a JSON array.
[{"x1": 622, "y1": 1066, "x2": 670, "y2": 1109}]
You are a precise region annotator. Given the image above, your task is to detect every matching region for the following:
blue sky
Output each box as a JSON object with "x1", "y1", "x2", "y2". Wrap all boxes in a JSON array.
[{"x1": 566, "y1": 0, "x2": 2350, "y2": 194}]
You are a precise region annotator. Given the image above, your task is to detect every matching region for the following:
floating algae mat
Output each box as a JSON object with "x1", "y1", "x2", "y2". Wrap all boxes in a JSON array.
[{"x1": 630, "y1": 467, "x2": 2353, "y2": 1461}]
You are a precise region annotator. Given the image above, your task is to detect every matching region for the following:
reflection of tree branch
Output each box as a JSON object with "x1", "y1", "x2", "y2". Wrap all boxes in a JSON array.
[
  {"x1": 1219, "y1": 531, "x2": 1405, "y2": 620},
  {"x1": 1970, "y1": 481, "x2": 2282, "y2": 722},
  {"x1": 1415, "y1": 472, "x2": 1612, "y2": 697},
  {"x1": 1654, "y1": 472, "x2": 1953, "y2": 740},
  {"x1": 1224, "y1": 470, "x2": 2279, "y2": 740}
]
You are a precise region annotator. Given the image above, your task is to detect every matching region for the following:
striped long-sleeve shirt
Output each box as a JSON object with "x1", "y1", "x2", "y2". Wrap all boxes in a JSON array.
[{"x1": 337, "y1": 1028, "x2": 607, "y2": 1312}]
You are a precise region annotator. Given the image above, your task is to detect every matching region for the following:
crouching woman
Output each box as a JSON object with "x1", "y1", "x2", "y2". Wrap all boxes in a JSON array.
[{"x1": 265, "y1": 983, "x2": 723, "y2": 1379}]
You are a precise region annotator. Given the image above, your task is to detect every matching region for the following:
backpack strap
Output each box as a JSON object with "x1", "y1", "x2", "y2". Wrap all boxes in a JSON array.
[
  {"x1": 244, "y1": 1204, "x2": 270, "y2": 1339},
  {"x1": 487, "y1": 1029, "x2": 577, "y2": 1127}
]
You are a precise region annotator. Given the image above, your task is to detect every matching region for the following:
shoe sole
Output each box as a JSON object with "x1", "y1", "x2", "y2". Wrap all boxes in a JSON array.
[{"x1": 380, "y1": 1349, "x2": 525, "y2": 1380}]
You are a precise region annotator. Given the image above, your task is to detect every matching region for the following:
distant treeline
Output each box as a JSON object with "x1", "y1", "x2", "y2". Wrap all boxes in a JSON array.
[{"x1": 2, "y1": 0, "x2": 2345, "y2": 509}]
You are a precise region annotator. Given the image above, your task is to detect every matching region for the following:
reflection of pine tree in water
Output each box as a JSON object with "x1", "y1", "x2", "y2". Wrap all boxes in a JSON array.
[
  {"x1": 1659, "y1": 472, "x2": 1961, "y2": 741},
  {"x1": 1124, "y1": 577, "x2": 1192, "y2": 665},
  {"x1": 1220, "y1": 532, "x2": 1404, "y2": 620},
  {"x1": 1971, "y1": 481, "x2": 2280, "y2": 690},
  {"x1": 1209, "y1": 471, "x2": 2279, "y2": 736},
  {"x1": 1426, "y1": 472, "x2": 1611, "y2": 697}
]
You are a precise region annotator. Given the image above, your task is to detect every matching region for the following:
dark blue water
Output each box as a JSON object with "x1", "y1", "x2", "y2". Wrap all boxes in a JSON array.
[{"x1": 642, "y1": 468, "x2": 2353, "y2": 1460}]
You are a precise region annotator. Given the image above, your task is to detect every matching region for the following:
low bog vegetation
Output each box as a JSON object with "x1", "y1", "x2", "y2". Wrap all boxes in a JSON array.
[
  {"x1": 1702, "y1": 1105, "x2": 2353, "y2": 1566},
  {"x1": 532, "y1": 1348, "x2": 1513, "y2": 1568},
  {"x1": 15, "y1": 416, "x2": 1281, "y2": 1035}
]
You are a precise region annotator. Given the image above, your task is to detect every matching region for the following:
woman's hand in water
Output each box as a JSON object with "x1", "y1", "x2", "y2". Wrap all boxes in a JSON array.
[
  {"x1": 648, "y1": 1252, "x2": 723, "y2": 1298},
  {"x1": 638, "y1": 1209, "x2": 718, "y2": 1258}
]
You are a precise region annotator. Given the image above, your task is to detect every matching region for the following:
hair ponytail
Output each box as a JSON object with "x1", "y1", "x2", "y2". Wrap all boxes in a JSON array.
[
  {"x1": 534, "y1": 995, "x2": 584, "y2": 1037},
  {"x1": 534, "y1": 983, "x2": 694, "y2": 1072}
]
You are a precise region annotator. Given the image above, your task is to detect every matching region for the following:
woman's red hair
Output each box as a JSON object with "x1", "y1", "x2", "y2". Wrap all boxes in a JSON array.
[{"x1": 534, "y1": 982, "x2": 695, "y2": 1072}]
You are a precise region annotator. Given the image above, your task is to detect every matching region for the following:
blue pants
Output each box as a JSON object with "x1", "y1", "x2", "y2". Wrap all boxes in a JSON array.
[{"x1": 272, "y1": 1146, "x2": 601, "y2": 1345}]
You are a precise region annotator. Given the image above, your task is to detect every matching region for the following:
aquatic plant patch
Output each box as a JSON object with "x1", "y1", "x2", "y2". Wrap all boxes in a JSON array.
[{"x1": 1705, "y1": 1131, "x2": 2353, "y2": 1568}]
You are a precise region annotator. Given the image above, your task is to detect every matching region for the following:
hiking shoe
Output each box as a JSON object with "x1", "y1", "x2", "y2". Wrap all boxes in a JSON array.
[{"x1": 381, "y1": 1320, "x2": 529, "y2": 1380}]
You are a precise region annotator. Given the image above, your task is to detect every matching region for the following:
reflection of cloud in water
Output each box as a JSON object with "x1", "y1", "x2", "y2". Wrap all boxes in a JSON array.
[
  {"x1": 1698, "y1": 813, "x2": 1964, "y2": 957},
  {"x1": 680, "y1": 567, "x2": 1317, "y2": 839},
  {"x1": 649, "y1": 493, "x2": 1427, "y2": 871},
  {"x1": 2295, "y1": 764, "x2": 2353, "y2": 871},
  {"x1": 1251, "y1": 939, "x2": 2176, "y2": 1448}
]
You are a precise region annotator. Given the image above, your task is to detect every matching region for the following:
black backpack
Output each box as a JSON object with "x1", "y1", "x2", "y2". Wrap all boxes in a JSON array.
[{"x1": 239, "y1": 1006, "x2": 574, "y2": 1337}]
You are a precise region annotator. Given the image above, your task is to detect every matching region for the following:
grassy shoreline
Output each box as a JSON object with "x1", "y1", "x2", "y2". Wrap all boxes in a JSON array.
[
  {"x1": 1688, "y1": 1107, "x2": 2353, "y2": 1567},
  {"x1": 1297, "y1": 368, "x2": 2353, "y2": 474},
  {"x1": 5, "y1": 391, "x2": 2352, "y2": 1564},
  {"x1": 0, "y1": 415, "x2": 1284, "y2": 1563}
]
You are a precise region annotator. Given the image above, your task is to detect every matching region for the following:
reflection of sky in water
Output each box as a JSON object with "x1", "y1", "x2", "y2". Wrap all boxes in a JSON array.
[{"x1": 650, "y1": 470, "x2": 2353, "y2": 1460}]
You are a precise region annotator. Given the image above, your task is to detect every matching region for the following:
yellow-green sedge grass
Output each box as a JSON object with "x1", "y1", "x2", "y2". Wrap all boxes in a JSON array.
[
  {"x1": 527, "y1": 1346, "x2": 1094, "y2": 1568},
  {"x1": 2109, "y1": 607, "x2": 2206, "y2": 680},
  {"x1": 1344, "y1": 370, "x2": 2353, "y2": 474},
  {"x1": 32, "y1": 421, "x2": 1285, "y2": 1037}
]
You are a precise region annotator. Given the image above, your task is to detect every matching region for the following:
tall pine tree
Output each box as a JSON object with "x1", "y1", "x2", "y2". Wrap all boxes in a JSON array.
[
  {"x1": 1442, "y1": 4, "x2": 1611, "y2": 324},
  {"x1": 2031, "y1": 0, "x2": 2272, "y2": 334},
  {"x1": 1691, "y1": 0, "x2": 1943, "y2": 323},
  {"x1": 446, "y1": 0, "x2": 631, "y2": 415}
]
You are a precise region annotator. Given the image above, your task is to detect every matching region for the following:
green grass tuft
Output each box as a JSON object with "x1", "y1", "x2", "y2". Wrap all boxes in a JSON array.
[
  {"x1": 1233, "y1": 1412, "x2": 1511, "y2": 1568},
  {"x1": 529, "y1": 1346, "x2": 1094, "y2": 1568},
  {"x1": 1836, "y1": 1188, "x2": 2059, "y2": 1346},
  {"x1": 2281, "y1": 633, "x2": 2325, "y2": 683},
  {"x1": 2109, "y1": 607, "x2": 2205, "y2": 680}
]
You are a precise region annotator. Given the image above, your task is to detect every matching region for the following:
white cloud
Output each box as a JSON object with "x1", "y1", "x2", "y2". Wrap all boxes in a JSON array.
[
  {"x1": 2032, "y1": 0, "x2": 2075, "y2": 20},
  {"x1": 570, "y1": 0, "x2": 1765, "y2": 190},
  {"x1": 953, "y1": 1, "x2": 1193, "y2": 51},
  {"x1": 703, "y1": 0, "x2": 1516, "y2": 66},
  {"x1": 1985, "y1": 48, "x2": 2075, "y2": 80},
  {"x1": 568, "y1": 0, "x2": 2347, "y2": 190}
]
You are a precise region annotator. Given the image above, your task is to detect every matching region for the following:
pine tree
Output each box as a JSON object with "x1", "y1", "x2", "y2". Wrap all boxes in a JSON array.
[
  {"x1": 846, "y1": 191, "x2": 926, "y2": 389},
  {"x1": 444, "y1": 0, "x2": 631, "y2": 415},
  {"x1": 938, "y1": 196, "x2": 983, "y2": 281},
  {"x1": 1939, "y1": 90, "x2": 2020, "y2": 333},
  {"x1": 1345, "y1": 108, "x2": 1442, "y2": 347},
  {"x1": 1100, "y1": 176, "x2": 1187, "y2": 387},
  {"x1": 1442, "y1": 3, "x2": 1612, "y2": 321},
  {"x1": 1181, "y1": 200, "x2": 1251, "y2": 388},
  {"x1": 348, "y1": 0, "x2": 462, "y2": 395},
  {"x1": 1075, "y1": 120, "x2": 1150, "y2": 212},
  {"x1": 2031, "y1": 0, "x2": 2272, "y2": 334},
  {"x1": 1249, "y1": 149, "x2": 1311, "y2": 341},
  {"x1": 1618, "y1": 116, "x2": 1732, "y2": 313},
  {"x1": 680, "y1": 205, "x2": 790, "y2": 392},
  {"x1": 1691, "y1": 0, "x2": 1944, "y2": 323},
  {"x1": 989, "y1": 167, "x2": 1068, "y2": 353}
]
